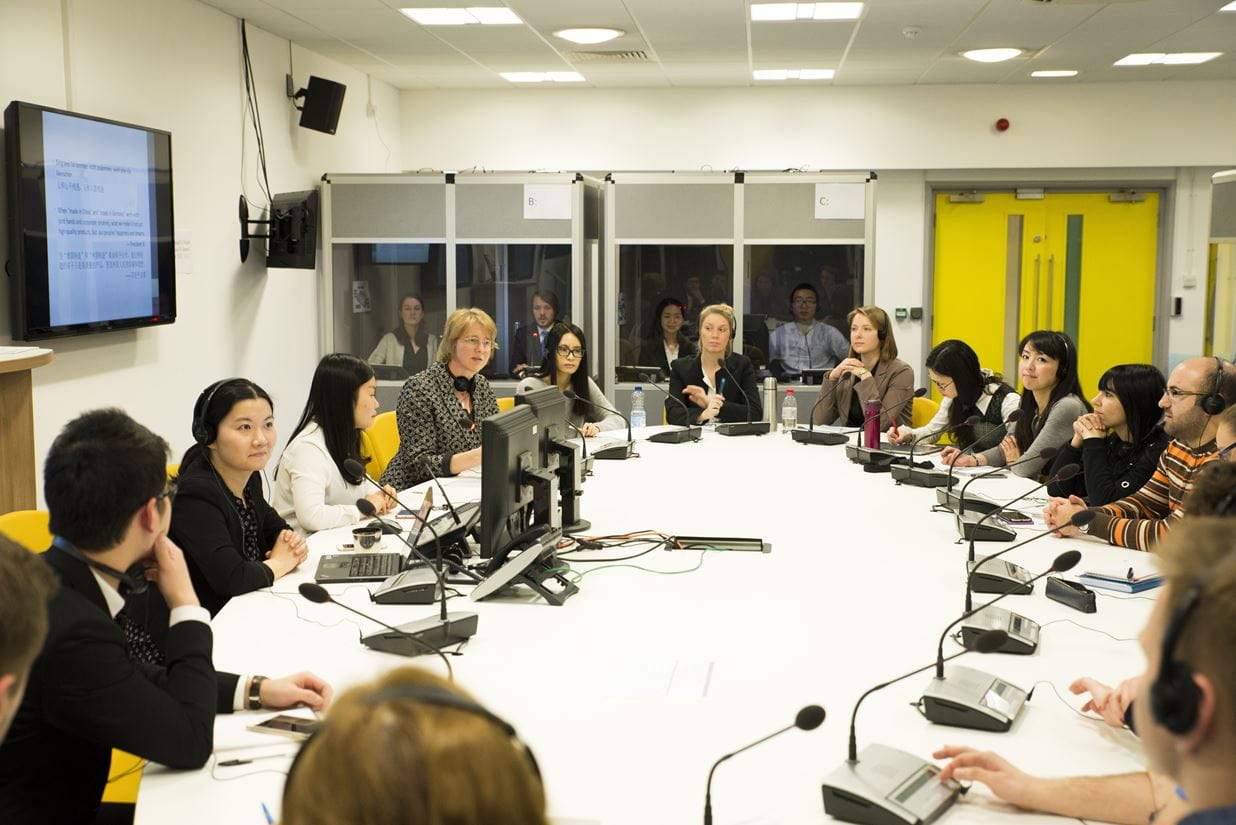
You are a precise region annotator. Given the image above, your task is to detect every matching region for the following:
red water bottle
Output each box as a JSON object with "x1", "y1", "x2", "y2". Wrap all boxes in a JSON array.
[{"x1": 863, "y1": 400, "x2": 882, "y2": 448}]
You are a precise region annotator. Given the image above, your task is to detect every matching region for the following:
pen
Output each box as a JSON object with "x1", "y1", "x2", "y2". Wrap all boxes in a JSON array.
[
  {"x1": 1127, "y1": 567, "x2": 1135, "y2": 580},
  {"x1": 261, "y1": 802, "x2": 274, "y2": 824}
]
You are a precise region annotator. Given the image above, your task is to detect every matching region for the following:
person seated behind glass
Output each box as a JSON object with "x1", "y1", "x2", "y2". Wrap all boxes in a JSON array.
[
  {"x1": 368, "y1": 294, "x2": 439, "y2": 377},
  {"x1": 666, "y1": 304, "x2": 762, "y2": 426},
  {"x1": 510, "y1": 290, "x2": 560, "y2": 377},
  {"x1": 749, "y1": 271, "x2": 780, "y2": 318},
  {"x1": 941, "y1": 330, "x2": 1090, "y2": 478},
  {"x1": 1046, "y1": 363, "x2": 1170, "y2": 507},
  {"x1": 170, "y1": 378, "x2": 308, "y2": 615},
  {"x1": 517, "y1": 323, "x2": 623, "y2": 437},
  {"x1": 638, "y1": 297, "x2": 697, "y2": 381},
  {"x1": 767, "y1": 282, "x2": 849, "y2": 379},
  {"x1": 888, "y1": 339, "x2": 1019, "y2": 449},
  {"x1": 281, "y1": 665, "x2": 548, "y2": 825},
  {"x1": 272, "y1": 354, "x2": 398, "y2": 533},
  {"x1": 380, "y1": 308, "x2": 501, "y2": 490},
  {"x1": 811, "y1": 305, "x2": 915, "y2": 431},
  {"x1": 934, "y1": 517, "x2": 1236, "y2": 825}
]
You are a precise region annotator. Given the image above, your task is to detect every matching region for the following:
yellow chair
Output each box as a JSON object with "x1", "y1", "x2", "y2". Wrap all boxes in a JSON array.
[
  {"x1": 911, "y1": 396, "x2": 940, "y2": 430},
  {"x1": 0, "y1": 511, "x2": 143, "y2": 804},
  {"x1": 364, "y1": 411, "x2": 400, "y2": 480},
  {"x1": 496, "y1": 397, "x2": 515, "y2": 412},
  {"x1": 166, "y1": 463, "x2": 180, "y2": 480},
  {"x1": 0, "y1": 509, "x2": 52, "y2": 553}
]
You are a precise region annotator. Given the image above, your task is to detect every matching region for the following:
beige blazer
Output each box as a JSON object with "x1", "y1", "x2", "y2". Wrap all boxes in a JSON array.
[{"x1": 811, "y1": 357, "x2": 915, "y2": 431}]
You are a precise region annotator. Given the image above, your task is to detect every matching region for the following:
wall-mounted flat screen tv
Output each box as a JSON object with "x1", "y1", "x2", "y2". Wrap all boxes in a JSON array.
[{"x1": 4, "y1": 101, "x2": 176, "y2": 341}]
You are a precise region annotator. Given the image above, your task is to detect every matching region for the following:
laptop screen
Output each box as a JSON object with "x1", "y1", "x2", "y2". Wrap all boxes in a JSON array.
[{"x1": 402, "y1": 489, "x2": 433, "y2": 567}]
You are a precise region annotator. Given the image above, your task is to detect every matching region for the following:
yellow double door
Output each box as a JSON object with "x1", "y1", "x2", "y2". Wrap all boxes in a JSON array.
[{"x1": 933, "y1": 191, "x2": 1160, "y2": 397}]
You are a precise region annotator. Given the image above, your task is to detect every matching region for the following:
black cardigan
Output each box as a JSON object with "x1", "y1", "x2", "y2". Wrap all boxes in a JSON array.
[
  {"x1": 0, "y1": 546, "x2": 230, "y2": 824},
  {"x1": 638, "y1": 338, "x2": 697, "y2": 380},
  {"x1": 1046, "y1": 427, "x2": 1170, "y2": 506},
  {"x1": 665, "y1": 352, "x2": 763, "y2": 426},
  {"x1": 170, "y1": 460, "x2": 289, "y2": 615}
]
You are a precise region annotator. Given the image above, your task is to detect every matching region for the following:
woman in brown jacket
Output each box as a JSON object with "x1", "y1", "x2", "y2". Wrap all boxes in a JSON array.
[{"x1": 811, "y1": 305, "x2": 915, "y2": 431}]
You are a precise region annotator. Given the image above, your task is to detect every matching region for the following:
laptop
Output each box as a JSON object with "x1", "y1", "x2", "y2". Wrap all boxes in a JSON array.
[{"x1": 314, "y1": 490, "x2": 433, "y2": 584}]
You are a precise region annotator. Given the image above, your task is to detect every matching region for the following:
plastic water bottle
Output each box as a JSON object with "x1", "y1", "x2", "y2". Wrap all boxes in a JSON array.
[
  {"x1": 630, "y1": 385, "x2": 647, "y2": 429},
  {"x1": 781, "y1": 389, "x2": 798, "y2": 432}
]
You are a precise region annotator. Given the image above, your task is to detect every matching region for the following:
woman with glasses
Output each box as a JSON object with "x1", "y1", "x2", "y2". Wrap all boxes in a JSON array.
[
  {"x1": 517, "y1": 323, "x2": 623, "y2": 437},
  {"x1": 379, "y1": 308, "x2": 501, "y2": 490},
  {"x1": 888, "y1": 339, "x2": 1018, "y2": 448},
  {"x1": 1045, "y1": 364, "x2": 1169, "y2": 506}
]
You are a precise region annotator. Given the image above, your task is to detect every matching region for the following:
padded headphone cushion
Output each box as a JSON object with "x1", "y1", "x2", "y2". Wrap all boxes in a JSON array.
[{"x1": 1151, "y1": 662, "x2": 1201, "y2": 734}]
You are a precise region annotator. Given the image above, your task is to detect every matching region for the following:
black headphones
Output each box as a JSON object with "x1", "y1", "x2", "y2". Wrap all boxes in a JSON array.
[
  {"x1": 53, "y1": 536, "x2": 149, "y2": 596},
  {"x1": 287, "y1": 682, "x2": 541, "y2": 782},
  {"x1": 1201, "y1": 356, "x2": 1228, "y2": 417},
  {"x1": 447, "y1": 364, "x2": 477, "y2": 395},
  {"x1": 877, "y1": 325, "x2": 887, "y2": 342},
  {"x1": 1150, "y1": 550, "x2": 1236, "y2": 734},
  {"x1": 191, "y1": 378, "x2": 242, "y2": 445}
]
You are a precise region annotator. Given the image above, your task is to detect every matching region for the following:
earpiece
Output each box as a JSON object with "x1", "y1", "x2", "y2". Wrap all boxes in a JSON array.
[
  {"x1": 53, "y1": 536, "x2": 149, "y2": 596},
  {"x1": 1201, "y1": 356, "x2": 1227, "y2": 416},
  {"x1": 1150, "y1": 582, "x2": 1203, "y2": 734},
  {"x1": 191, "y1": 378, "x2": 241, "y2": 445}
]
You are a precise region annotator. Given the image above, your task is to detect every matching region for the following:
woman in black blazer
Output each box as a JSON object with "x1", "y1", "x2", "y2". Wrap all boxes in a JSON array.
[
  {"x1": 638, "y1": 296, "x2": 697, "y2": 380},
  {"x1": 666, "y1": 303, "x2": 762, "y2": 426},
  {"x1": 1047, "y1": 363, "x2": 1169, "y2": 505},
  {"x1": 170, "y1": 378, "x2": 308, "y2": 615}
]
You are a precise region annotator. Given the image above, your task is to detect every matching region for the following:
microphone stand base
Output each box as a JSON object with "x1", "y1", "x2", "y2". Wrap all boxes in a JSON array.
[
  {"x1": 563, "y1": 518, "x2": 591, "y2": 534},
  {"x1": 592, "y1": 441, "x2": 636, "y2": 460},
  {"x1": 716, "y1": 421, "x2": 768, "y2": 437},
  {"x1": 845, "y1": 444, "x2": 891, "y2": 464},
  {"x1": 967, "y1": 558, "x2": 1034, "y2": 595},
  {"x1": 822, "y1": 743, "x2": 960, "y2": 825},
  {"x1": 361, "y1": 611, "x2": 479, "y2": 657},
  {"x1": 955, "y1": 512, "x2": 1017, "y2": 542},
  {"x1": 647, "y1": 426, "x2": 703, "y2": 444},
  {"x1": 958, "y1": 606, "x2": 1040, "y2": 655},
  {"x1": 791, "y1": 429, "x2": 848, "y2": 446},
  {"x1": 918, "y1": 665, "x2": 1027, "y2": 732},
  {"x1": 891, "y1": 464, "x2": 951, "y2": 487}
]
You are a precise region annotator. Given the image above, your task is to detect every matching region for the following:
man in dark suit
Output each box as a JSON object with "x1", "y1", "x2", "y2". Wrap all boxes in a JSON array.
[
  {"x1": 0, "y1": 409, "x2": 333, "y2": 825},
  {"x1": 0, "y1": 536, "x2": 58, "y2": 744},
  {"x1": 510, "y1": 289, "x2": 560, "y2": 376}
]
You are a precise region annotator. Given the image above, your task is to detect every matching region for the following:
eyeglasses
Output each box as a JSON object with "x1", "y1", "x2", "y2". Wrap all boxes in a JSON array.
[
  {"x1": 791, "y1": 298, "x2": 818, "y2": 306},
  {"x1": 932, "y1": 378, "x2": 954, "y2": 391},
  {"x1": 157, "y1": 478, "x2": 178, "y2": 503},
  {"x1": 1164, "y1": 387, "x2": 1208, "y2": 401},
  {"x1": 460, "y1": 337, "x2": 496, "y2": 351},
  {"x1": 556, "y1": 345, "x2": 585, "y2": 359}
]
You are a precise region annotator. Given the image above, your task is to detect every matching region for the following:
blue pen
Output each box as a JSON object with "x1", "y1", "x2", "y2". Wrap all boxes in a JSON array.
[
  {"x1": 261, "y1": 802, "x2": 274, "y2": 824},
  {"x1": 719, "y1": 377, "x2": 727, "y2": 394}
]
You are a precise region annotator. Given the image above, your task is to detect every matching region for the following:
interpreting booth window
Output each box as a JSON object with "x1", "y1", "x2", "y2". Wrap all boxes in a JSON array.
[
  {"x1": 456, "y1": 243, "x2": 572, "y2": 378},
  {"x1": 617, "y1": 244, "x2": 734, "y2": 380},
  {"x1": 330, "y1": 243, "x2": 448, "y2": 381}
]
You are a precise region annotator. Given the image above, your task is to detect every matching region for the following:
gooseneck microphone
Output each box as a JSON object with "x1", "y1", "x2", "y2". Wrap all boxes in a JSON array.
[
  {"x1": 704, "y1": 705, "x2": 826, "y2": 825},
  {"x1": 563, "y1": 390, "x2": 636, "y2": 460},
  {"x1": 963, "y1": 458, "x2": 1072, "y2": 561},
  {"x1": 943, "y1": 410, "x2": 1022, "y2": 504},
  {"x1": 937, "y1": 549, "x2": 1081, "y2": 678},
  {"x1": 955, "y1": 437, "x2": 1051, "y2": 517},
  {"x1": 715, "y1": 355, "x2": 756, "y2": 424},
  {"x1": 906, "y1": 414, "x2": 981, "y2": 469},
  {"x1": 963, "y1": 509, "x2": 1095, "y2": 611},
  {"x1": 638, "y1": 373, "x2": 703, "y2": 443},
  {"x1": 298, "y1": 582, "x2": 454, "y2": 678},
  {"x1": 847, "y1": 629, "x2": 1007, "y2": 763}
]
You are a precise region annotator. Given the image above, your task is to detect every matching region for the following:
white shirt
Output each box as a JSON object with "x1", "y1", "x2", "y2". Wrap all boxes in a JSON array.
[
  {"x1": 768, "y1": 320, "x2": 849, "y2": 373},
  {"x1": 664, "y1": 342, "x2": 680, "y2": 365},
  {"x1": 272, "y1": 422, "x2": 367, "y2": 533},
  {"x1": 899, "y1": 386, "x2": 1021, "y2": 443}
]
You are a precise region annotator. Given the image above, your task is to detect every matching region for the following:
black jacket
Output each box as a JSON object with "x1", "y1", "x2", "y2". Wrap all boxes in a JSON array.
[
  {"x1": 170, "y1": 460, "x2": 289, "y2": 615},
  {"x1": 665, "y1": 353, "x2": 763, "y2": 426},
  {"x1": 1046, "y1": 427, "x2": 1170, "y2": 506},
  {"x1": 510, "y1": 324, "x2": 549, "y2": 372},
  {"x1": 0, "y1": 546, "x2": 231, "y2": 825},
  {"x1": 638, "y1": 339, "x2": 697, "y2": 381}
]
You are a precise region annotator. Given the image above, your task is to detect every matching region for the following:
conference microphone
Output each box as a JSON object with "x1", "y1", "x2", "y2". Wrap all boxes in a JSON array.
[
  {"x1": 637, "y1": 373, "x2": 703, "y2": 444},
  {"x1": 345, "y1": 464, "x2": 480, "y2": 650},
  {"x1": 847, "y1": 388, "x2": 928, "y2": 472},
  {"x1": 703, "y1": 705, "x2": 826, "y2": 825},
  {"x1": 961, "y1": 456, "x2": 1072, "y2": 552},
  {"x1": 941, "y1": 410, "x2": 1022, "y2": 506},
  {"x1": 963, "y1": 505, "x2": 1094, "y2": 605},
  {"x1": 563, "y1": 390, "x2": 636, "y2": 460},
  {"x1": 892, "y1": 415, "x2": 982, "y2": 487},
  {"x1": 298, "y1": 582, "x2": 456, "y2": 678},
  {"x1": 714, "y1": 357, "x2": 766, "y2": 437},
  {"x1": 955, "y1": 439, "x2": 1054, "y2": 518}
]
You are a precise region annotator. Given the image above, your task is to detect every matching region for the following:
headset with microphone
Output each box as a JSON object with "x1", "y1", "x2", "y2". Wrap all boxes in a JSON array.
[{"x1": 53, "y1": 536, "x2": 149, "y2": 596}]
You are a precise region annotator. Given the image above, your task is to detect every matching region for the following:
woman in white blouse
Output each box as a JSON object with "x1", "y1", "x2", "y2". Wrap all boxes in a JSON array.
[{"x1": 272, "y1": 354, "x2": 397, "y2": 533}]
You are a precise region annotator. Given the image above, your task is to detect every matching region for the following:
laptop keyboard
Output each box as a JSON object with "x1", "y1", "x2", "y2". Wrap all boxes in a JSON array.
[{"x1": 349, "y1": 553, "x2": 402, "y2": 578}]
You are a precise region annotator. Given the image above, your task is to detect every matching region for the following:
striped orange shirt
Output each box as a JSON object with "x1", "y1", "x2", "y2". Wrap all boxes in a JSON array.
[{"x1": 1089, "y1": 439, "x2": 1218, "y2": 551}]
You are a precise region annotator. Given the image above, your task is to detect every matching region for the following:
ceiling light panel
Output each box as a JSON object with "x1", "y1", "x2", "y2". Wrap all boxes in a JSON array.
[
  {"x1": 1114, "y1": 52, "x2": 1222, "y2": 66},
  {"x1": 1030, "y1": 70, "x2": 1078, "y2": 77},
  {"x1": 1221, "y1": 1, "x2": 1236, "y2": 10},
  {"x1": 751, "y1": 3, "x2": 863, "y2": 22},
  {"x1": 400, "y1": 7, "x2": 522, "y2": 26},
  {"x1": 499, "y1": 71, "x2": 584, "y2": 83},
  {"x1": 961, "y1": 47, "x2": 1024, "y2": 63},
  {"x1": 553, "y1": 28, "x2": 625, "y2": 44},
  {"x1": 753, "y1": 68, "x2": 835, "y2": 80}
]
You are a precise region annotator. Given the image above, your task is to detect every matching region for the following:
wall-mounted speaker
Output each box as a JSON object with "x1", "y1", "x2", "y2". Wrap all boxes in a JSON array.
[{"x1": 294, "y1": 76, "x2": 346, "y2": 135}]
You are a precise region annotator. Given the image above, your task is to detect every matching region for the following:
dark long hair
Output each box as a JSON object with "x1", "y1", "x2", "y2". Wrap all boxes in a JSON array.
[
  {"x1": 542, "y1": 322, "x2": 592, "y2": 417},
  {"x1": 284, "y1": 354, "x2": 375, "y2": 486},
  {"x1": 646, "y1": 296, "x2": 691, "y2": 347},
  {"x1": 393, "y1": 294, "x2": 427, "y2": 348},
  {"x1": 1098, "y1": 364, "x2": 1166, "y2": 448},
  {"x1": 181, "y1": 378, "x2": 274, "y2": 473},
  {"x1": 925, "y1": 339, "x2": 1013, "y2": 446},
  {"x1": 1013, "y1": 330, "x2": 1091, "y2": 449}
]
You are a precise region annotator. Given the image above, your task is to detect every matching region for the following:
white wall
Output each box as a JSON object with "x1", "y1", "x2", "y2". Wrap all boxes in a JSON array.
[
  {"x1": 399, "y1": 83, "x2": 1232, "y2": 371},
  {"x1": 0, "y1": 0, "x2": 402, "y2": 500}
]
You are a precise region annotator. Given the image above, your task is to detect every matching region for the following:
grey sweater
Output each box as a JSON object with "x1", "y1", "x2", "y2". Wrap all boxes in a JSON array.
[
  {"x1": 515, "y1": 376, "x2": 625, "y2": 432},
  {"x1": 978, "y1": 394, "x2": 1089, "y2": 478}
]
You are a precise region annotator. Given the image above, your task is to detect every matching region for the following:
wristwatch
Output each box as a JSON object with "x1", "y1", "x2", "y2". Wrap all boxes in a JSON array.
[
  {"x1": 1078, "y1": 513, "x2": 1096, "y2": 534},
  {"x1": 247, "y1": 675, "x2": 267, "y2": 710}
]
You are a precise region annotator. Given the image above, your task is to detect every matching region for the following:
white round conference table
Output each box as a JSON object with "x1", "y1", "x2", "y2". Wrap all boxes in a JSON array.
[{"x1": 135, "y1": 425, "x2": 1153, "y2": 825}]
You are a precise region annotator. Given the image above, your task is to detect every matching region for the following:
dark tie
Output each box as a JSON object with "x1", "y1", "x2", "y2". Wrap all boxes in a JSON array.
[{"x1": 117, "y1": 606, "x2": 165, "y2": 666}]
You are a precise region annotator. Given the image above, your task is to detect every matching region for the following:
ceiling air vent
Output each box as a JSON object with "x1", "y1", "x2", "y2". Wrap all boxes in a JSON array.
[{"x1": 565, "y1": 50, "x2": 651, "y2": 64}]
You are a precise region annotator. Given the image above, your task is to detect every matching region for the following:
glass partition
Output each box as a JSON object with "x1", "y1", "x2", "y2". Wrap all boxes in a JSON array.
[{"x1": 456, "y1": 243, "x2": 572, "y2": 377}]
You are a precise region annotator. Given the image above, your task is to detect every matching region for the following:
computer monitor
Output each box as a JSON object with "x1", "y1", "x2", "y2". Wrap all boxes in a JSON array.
[
  {"x1": 514, "y1": 385, "x2": 568, "y2": 462},
  {"x1": 515, "y1": 384, "x2": 587, "y2": 532},
  {"x1": 479, "y1": 405, "x2": 560, "y2": 559}
]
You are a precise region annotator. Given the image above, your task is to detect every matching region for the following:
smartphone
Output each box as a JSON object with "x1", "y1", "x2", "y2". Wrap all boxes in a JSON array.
[
  {"x1": 396, "y1": 509, "x2": 416, "y2": 518},
  {"x1": 999, "y1": 509, "x2": 1034, "y2": 526},
  {"x1": 246, "y1": 714, "x2": 320, "y2": 740}
]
